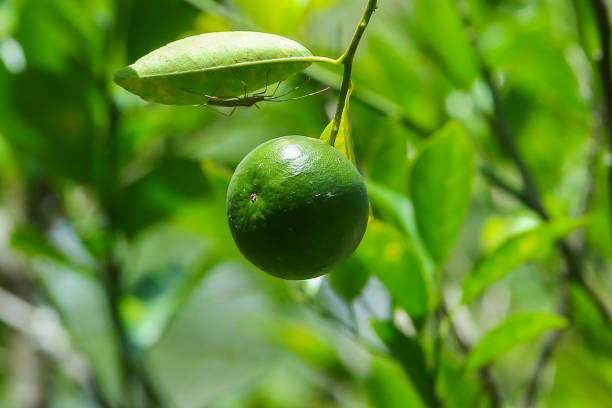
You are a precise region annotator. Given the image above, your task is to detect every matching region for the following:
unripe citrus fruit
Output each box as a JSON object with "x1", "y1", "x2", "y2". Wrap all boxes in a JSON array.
[{"x1": 226, "y1": 136, "x2": 369, "y2": 280}]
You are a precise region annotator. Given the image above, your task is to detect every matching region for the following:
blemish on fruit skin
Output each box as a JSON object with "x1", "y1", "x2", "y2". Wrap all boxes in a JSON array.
[
  {"x1": 250, "y1": 193, "x2": 257, "y2": 202},
  {"x1": 326, "y1": 192, "x2": 335, "y2": 198},
  {"x1": 337, "y1": 157, "x2": 341, "y2": 164}
]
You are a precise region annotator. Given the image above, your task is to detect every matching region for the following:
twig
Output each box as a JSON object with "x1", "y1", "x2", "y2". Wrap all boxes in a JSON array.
[
  {"x1": 454, "y1": 1, "x2": 611, "y2": 406},
  {"x1": 587, "y1": 0, "x2": 612, "y2": 228},
  {"x1": 455, "y1": 0, "x2": 547, "y2": 218},
  {"x1": 454, "y1": 0, "x2": 612, "y2": 318},
  {"x1": 521, "y1": 262, "x2": 571, "y2": 407},
  {"x1": 478, "y1": 163, "x2": 525, "y2": 202},
  {"x1": 523, "y1": 6, "x2": 612, "y2": 405},
  {"x1": 569, "y1": 0, "x2": 605, "y2": 257},
  {"x1": 447, "y1": 312, "x2": 502, "y2": 408},
  {"x1": 306, "y1": 65, "x2": 432, "y2": 136},
  {"x1": 304, "y1": 296, "x2": 389, "y2": 358},
  {"x1": 328, "y1": 0, "x2": 378, "y2": 146},
  {"x1": 0, "y1": 284, "x2": 110, "y2": 407},
  {"x1": 102, "y1": 101, "x2": 167, "y2": 408},
  {"x1": 521, "y1": 319, "x2": 567, "y2": 406}
]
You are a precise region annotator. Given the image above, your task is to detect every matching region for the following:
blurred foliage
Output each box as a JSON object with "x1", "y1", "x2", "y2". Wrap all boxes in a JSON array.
[{"x1": 0, "y1": 0, "x2": 611, "y2": 407}]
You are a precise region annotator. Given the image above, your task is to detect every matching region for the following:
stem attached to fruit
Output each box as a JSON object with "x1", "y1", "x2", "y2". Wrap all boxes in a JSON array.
[{"x1": 328, "y1": 0, "x2": 378, "y2": 147}]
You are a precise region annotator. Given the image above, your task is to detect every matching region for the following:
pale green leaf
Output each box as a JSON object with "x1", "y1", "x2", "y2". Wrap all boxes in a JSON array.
[
  {"x1": 359, "y1": 220, "x2": 428, "y2": 321},
  {"x1": 234, "y1": 0, "x2": 309, "y2": 35},
  {"x1": 114, "y1": 31, "x2": 332, "y2": 105},
  {"x1": 365, "y1": 180, "x2": 436, "y2": 279},
  {"x1": 462, "y1": 218, "x2": 585, "y2": 304},
  {"x1": 320, "y1": 86, "x2": 355, "y2": 164},
  {"x1": 465, "y1": 313, "x2": 568, "y2": 371},
  {"x1": 328, "y1": 255, "x2": 370, "y2": 301}
]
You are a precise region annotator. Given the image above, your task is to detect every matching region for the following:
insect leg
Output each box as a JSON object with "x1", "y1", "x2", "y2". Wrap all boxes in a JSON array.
[
  {"x1": 230, "y1": 68, "x2": 248, "y2": 98},
  {"x1": 179, "y1": 87, "x2": 237, "y2": 100},
  {"x1": 253, "y1": 69, "x2": 272, "y2": 96},
  {"x1": 268, "y1": 78, "x2": 284, "y2": 98},
  {"x1": 203, "y1": 104, "x2": 234, "y2": 117}
]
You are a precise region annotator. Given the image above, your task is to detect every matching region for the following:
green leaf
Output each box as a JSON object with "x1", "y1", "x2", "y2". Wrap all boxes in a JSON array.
[
  {"x1": 372, "y1": 321, "x2": 438, "y2": 407},
  {"x1": 234, "y1": 0, "x2": 309, "y2": 35},
  {"x1": 569, "y1": 283, "x2": 612, "y2": 354},
  {"x1": 436, "y1": 351, "x2": 485, "y2": 408},
  {"x1": 365, "y1": 180, "x2": 436, "y2": 279},
  {"x1": 361, "y1": 220, "x2": 428, "y2": 322},
  {"x1": 407, "y1": 0, "x2": 479, "y2": 88},
  {"x1": 6, "y1": 67, "x2": 100, "y2": 183},
  {"x1": 276, "y1": 322, "x2": 349, "y2": 378},
  {"x1": 320, "y1": 86, "x2": 355, "y2": 164},
  {"x1": 145, "y1": 263, "x2": 284, "y2": 407},
  {"x1": 31, "y1": 259, "x2": 123, "y2": 402},
  {"x1": 368, "y1": 119, "x2": 411, "y2": 193},
  {"x1": 410, "y1": 121, "x2": 475, "y2": 264},
  {"x1": 11, "y1": 225, "x2": 69, "y2": 263},
  {"x1": 114, "y1": 31, "x2": 331, "y2": 105},
  {"x1": 462, "y1": 218, "x2": 585, "y2": 304},
  {"x1": 117, "y1": 158, "x2": 213, "y2": 236},
  {"x1": 465, "y1": 313, "x2": 568, "y2": 371},
  {"x1": 10, "y1": 224, "x2": 94, "y2": 276},
  {"x1": 365, "y1": 358, "x2": 427, "y2": 408},
  {"x1": 328, "y1": 255, "x2": 370, "y2": 301},
  {"x1": 123, "y1": 255, "x2": 218, "y2": 349},
  {"x1": 126, "y1": 0, "x2": 201, "y2": 63}
]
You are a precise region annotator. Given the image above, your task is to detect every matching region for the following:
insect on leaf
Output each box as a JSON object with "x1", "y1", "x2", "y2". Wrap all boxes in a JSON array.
[
  {"x1": 465, "y1": 313, "x2": 568, "y2": 371},
  {"x1": 320, "y1": 86, "x2": 356, "y2": 164},
  {"x1": 114, "y1": 31, "x2": 333, "y2": 105}
]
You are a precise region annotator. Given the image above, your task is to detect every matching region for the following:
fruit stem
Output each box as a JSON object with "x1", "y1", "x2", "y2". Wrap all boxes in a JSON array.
[{"x1": 328, "y1": 0, "x2": 378, "y2": 146}]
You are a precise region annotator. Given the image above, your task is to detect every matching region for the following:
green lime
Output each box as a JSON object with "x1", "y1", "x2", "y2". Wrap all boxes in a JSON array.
[{"x1": 226, "y1": 135, "x2": 369, "y2": 280}]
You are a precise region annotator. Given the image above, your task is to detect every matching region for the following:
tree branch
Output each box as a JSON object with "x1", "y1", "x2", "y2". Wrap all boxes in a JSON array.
[
  {"x1": 447, "y1": 310, "x2": 503, "y2": 408},
  {"x1": 587, "y1": 0, "x2": 612, "y2": 230},
  {"x1": 454, "y1": 1, "x2": 611, "y2": 406},
  {"x1": 102, "y1": 99, "x2": 166, "y2": 408},
  {"x1": 307, "y1": 2, "x2": 610, "y2": 404},
  {"x1": 521, "y1": 265, "x2": 570, "y2": 408}
]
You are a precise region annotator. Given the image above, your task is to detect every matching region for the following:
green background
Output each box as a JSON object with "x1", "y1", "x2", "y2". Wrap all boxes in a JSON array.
[{"x1": 0, "y1": 0, "x2": 611, "y2": 407}]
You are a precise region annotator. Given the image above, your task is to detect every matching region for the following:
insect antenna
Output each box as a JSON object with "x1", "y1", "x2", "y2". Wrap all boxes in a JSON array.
[
  {"x1": 264, "y1": 86, "x2": 331, "y2": 103},
  {"x1": 266, "y1": 77, "x2": 311, "y2": 100},
  {"x1": 179, "y1": 87, "x2": 238, "y2": 100}
]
